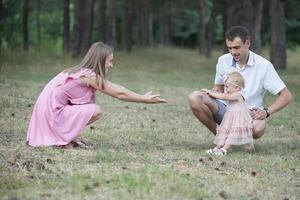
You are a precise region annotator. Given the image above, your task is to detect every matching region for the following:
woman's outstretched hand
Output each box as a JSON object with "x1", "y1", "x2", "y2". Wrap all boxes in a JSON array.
[{"x1": 143, "y1": 91, "x2": 167, "y2": 104}]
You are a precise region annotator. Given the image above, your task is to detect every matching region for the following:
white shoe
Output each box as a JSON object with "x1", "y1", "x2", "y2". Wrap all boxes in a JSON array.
[{"x1": 206, "y1": 148, "x2": 227, "y2": 156}]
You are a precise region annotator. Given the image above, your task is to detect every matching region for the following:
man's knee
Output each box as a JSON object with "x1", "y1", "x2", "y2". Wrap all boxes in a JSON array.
[
  {"x1": 253, "y1": 130, "x2": 264, "y2": 139},
  {"x1": 252, "y1": 120, "x2": 266, "y2": 139},
  {"x1": 188, "y1": 91, "x2": 207, "y2": 109}
]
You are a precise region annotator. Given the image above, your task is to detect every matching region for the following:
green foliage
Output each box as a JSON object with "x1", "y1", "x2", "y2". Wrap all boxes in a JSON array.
[
  {"x1": 0, "y1": 0, "x2": 23, "y2": 48},
  {"x1": 285, "y1": 0, "x2": 300, "y2": 48},
  {"x1": 171, "y1": 8, "x2": 199, "y2": 47},
  {"x1": 1, "y1": 0, "x2": 300, "y2": 51}
]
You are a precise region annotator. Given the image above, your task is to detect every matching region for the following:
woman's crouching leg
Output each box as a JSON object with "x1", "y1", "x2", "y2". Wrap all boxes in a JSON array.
[{"x1": 88, "y1": 105, "x2": 102, "y2": 125}]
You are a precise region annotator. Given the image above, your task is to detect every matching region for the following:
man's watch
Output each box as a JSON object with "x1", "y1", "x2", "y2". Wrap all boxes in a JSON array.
[{"x1": 263, "y1": 107, "x2": 270, "y2": 118}]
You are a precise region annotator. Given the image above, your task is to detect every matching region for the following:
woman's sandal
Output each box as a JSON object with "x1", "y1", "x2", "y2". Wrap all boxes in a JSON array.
[
  {"x1": 71, "y1": 140, "x2": 93, "y2": 149},
  {"x1": 55, "y1": 143, "x2": 74, "y2": 149},
  {"x1": 55, "y1": 140, "x2": 93, "y2": 149}
]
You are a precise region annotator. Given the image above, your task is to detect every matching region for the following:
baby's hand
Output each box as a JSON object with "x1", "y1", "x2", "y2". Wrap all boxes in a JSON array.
[{"x1": 200, "y1": 88, "x2": 210, "y2": 94}]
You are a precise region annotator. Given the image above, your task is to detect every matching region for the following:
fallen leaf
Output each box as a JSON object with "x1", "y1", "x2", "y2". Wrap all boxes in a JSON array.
[
  {"x1": 251, "y1": 171, "x2": 257, "y2": 177},
  {"x1": 219, "y1": 190, "x2": 228, "y2": 199}
]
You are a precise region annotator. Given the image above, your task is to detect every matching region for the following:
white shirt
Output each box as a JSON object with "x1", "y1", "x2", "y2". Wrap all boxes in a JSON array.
[{"x1": 214, "y1": 51, "x2": 286, "y2": 109}]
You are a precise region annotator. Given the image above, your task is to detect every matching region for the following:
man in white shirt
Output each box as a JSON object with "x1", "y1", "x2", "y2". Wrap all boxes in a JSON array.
[{"x1": 188, "y1": 26, "x2": 293, "y2": 138}]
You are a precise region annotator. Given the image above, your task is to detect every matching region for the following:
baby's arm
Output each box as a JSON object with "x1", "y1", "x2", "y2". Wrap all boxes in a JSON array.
[{"x1": 201, "y1": 89, "x2": 242, "y2": 101}]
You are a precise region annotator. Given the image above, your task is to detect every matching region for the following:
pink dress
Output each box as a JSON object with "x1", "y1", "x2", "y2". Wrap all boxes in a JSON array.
[
  {"x1": 26, "y1": 69, "x2": 96, "y2": 147},
  {"x1": 214, "y1": 101, "x2": 253, "y2": 146}
]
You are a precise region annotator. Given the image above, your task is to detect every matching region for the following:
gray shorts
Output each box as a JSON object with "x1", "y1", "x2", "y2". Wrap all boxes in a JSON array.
[{"x1": 213, "y1": 100, "x2": 227, "y2": 124}]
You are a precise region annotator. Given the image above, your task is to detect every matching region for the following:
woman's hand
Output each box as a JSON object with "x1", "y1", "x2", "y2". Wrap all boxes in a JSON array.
[{"x1": 143, "y1": 91, "x2": 167, "y2": 104}]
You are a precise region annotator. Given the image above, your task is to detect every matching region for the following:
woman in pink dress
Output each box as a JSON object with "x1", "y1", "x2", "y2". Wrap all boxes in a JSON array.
[
  {"x1": 26, "y1": 42, "x2": 166, "y2": 148},
  {"x1": 202, "y1": 72, "x2": 253, "y2": 155}
]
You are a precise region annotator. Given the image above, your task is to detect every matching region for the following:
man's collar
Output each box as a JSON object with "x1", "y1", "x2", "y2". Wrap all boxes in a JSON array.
[{"x1": 230, "y1": 51, "x2": 254, "y2": 68}]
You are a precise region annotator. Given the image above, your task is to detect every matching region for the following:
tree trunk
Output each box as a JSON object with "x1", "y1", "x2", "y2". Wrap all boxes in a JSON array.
[
  {"x1": 137, "y1": 1, "x2": 143, "y2": 46},
  {"x1": 251, "y1": 0, "x2": 263, "y2": 54},
  {"x1": 0, "y1": 0, "x2": 9, "y2": 48},
  {"x1": 205, "y1": 0, "x2": 216, "y2": 58},
  {"x1": 159, "y1": 0, "x2": 172, "y2": 46},
  {"x1": 149, "y1": 12, "x2": 153, "y2": 47},
  {"x1": 63, "y1": 0, "x2": 70, "y2": 53},
  {"x1": 225, "y1": 0, "x2": 240, "y2": 30},
  {"x1": 36, "y1": 0, "x2": 40, "y2": 52},
  {"x1": 23, "y1": 0, "x2": 29, "y2": 51},
  {"x1": 240, "y1": 0, "x2": 263, "y2": 54},
  {"x1": 71, "y1": 0, "x2": 94, "y2": 56},
  {"x1": 136, "y1": 0, "x2": 150, "y2": 47},
  {"x1": 81, "y1": 0, "x2": 94, "y2": 53},
  {"x1": 0, "y1": 0, "x2": 3, "y2": 21},
  {"x1": 222, "y1": 0, "x2": 228, "y2": 53},
  {"x1": 270, "y1": 0, "x2": 286, "y2": 69},
  {"x1": 98, "y1": 0, "x2": 106, "y2": 42},
  {"x1": 71, "y1": 0, "x2": 81, "y2": 56},
  {"x1": 107, "y1": 0, "x2": 116, "y2": 47},
  {"x1": 198, "y1": 0, "x2": 205, "y2": 54},
  {"x1": 224, "y1": 0, "x2": 263, "y2": 54},
  {"x1": 122, "y1": 0, "x2": 132, "y2": 51}
]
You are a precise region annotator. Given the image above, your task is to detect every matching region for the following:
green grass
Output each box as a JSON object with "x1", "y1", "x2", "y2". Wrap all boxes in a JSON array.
[{"x1": 0, "y1": 47, "x2": 299, "y2": 200}]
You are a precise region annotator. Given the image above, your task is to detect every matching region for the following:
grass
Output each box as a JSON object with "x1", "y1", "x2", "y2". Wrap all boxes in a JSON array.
[{"x1": 0, "y1": 47, "x2": 299, "y2": 200}]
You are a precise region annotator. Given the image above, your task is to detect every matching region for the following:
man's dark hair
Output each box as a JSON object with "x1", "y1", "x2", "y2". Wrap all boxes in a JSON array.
[{"x1": 225, "y1": 26, "x2": 250, "y2": 43}]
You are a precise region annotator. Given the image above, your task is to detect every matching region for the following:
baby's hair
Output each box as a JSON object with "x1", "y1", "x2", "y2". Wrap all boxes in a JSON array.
[{"x1": 227, "y1": 72, "x2": 245, "y2": 88}]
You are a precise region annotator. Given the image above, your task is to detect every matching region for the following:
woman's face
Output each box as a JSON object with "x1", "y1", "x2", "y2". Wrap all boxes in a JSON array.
[{"x1": 105, "y1": 53, "x2": 114, "y2": 72}]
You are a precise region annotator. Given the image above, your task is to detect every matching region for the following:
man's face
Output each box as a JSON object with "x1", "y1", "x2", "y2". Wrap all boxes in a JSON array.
[{"x1": 226, "y1": 37, "x2": 250, "y2": 64}]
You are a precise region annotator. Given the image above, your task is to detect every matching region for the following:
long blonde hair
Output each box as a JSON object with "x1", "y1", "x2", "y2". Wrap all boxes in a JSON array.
[{"x1": 65, "y1": 42, "x2": 113, "y2": 88}]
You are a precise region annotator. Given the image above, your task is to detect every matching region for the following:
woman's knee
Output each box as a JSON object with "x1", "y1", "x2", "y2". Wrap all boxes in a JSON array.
[{"x1": 93, "y1": 105, "x2": 102, "y2": 119}]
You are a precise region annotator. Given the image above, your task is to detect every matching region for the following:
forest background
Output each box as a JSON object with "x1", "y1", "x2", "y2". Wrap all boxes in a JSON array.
[{"x1": 1, "y1": 0, "x2": 300, "y2": 69}]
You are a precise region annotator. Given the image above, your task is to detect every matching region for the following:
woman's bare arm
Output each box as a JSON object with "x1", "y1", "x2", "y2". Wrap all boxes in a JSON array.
[{"x1": 82, "y1": 76, "x2": 166, "y2": 104}]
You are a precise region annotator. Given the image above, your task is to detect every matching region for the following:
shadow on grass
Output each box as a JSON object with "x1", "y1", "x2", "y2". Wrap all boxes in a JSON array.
[{"x1": 254, "y1": 140, "x2": 300, "y2": 156}]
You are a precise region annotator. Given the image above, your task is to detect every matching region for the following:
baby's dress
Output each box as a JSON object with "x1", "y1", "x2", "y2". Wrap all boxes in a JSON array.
[
  {"x1": 26, "y1": 69, "x2": 96, "y2": 147},
  {"x1": 214, "y1": 100, "x2": 253, "y2": 146}
]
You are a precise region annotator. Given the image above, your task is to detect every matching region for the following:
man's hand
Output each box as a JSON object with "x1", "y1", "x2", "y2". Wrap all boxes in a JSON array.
[{"x1": 250, "y1": 107, "x2": 268, "y2": 120}]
